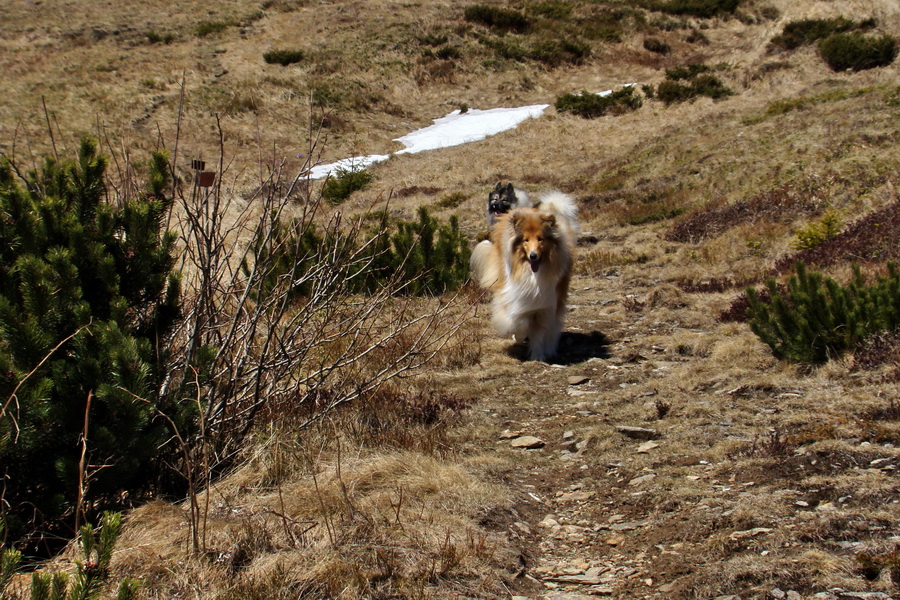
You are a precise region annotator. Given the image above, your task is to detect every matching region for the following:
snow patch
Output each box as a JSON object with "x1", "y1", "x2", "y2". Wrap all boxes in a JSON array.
[{"x1": 308, "y1": 104, "x2": 549, "y2": 179}]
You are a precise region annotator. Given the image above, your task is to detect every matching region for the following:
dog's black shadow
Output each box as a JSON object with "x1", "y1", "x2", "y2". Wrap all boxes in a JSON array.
[{"x1": 505, "y1": 330, "x2": 611, "y2": 365}]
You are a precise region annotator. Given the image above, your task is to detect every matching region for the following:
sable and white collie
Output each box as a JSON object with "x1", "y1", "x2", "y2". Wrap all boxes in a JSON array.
[{"x1": 470, "y1": 190, "x2": 579, "y2": 361}]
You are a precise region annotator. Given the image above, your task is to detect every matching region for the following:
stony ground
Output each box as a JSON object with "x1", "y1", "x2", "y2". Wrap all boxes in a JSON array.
[{"x1": 434, "y1": 225, "x2": 900, "y2": 599}]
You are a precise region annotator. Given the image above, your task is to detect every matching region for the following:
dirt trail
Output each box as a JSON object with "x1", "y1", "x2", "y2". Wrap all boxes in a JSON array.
[{"x1": 442, "y1": 229, "x2": 900, "y2": 600}]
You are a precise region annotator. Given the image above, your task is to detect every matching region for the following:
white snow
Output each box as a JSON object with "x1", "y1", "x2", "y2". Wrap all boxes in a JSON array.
[
  {"x1": 307, "y1": 104, "x2": 549, "y2": 179},
  {"x1": 306, "y1": 87, "x2": 636, "y2": 179},
  {"x1": 393, "y1": 104, "x2": 549, "y2": 155},
  {"x1": 307, "y1": 154, "x2": 390, "y2": 179}
]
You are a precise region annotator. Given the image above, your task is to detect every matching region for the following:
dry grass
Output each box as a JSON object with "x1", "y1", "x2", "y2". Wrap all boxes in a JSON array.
[{"x1": 6, "y1": 0, "x2": 900, "y2": 599}]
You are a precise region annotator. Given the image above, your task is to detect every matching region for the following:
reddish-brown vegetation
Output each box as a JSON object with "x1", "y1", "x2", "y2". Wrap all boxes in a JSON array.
[{"x1": 665, "y1": 181, "x2": 828, "y2": 244}]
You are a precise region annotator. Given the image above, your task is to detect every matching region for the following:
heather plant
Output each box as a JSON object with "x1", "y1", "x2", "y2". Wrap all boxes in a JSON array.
[
  {"x1": 747, "y1": 262, "x2": 900, "y2": 363},
  {"x1": 0, "y1": 141, "x2": 181, "y2": 542},
  {"x1": 774, "y1": 201, "x2": 900, "y2": 273},
  {"x1": 818, "y1": 33, "x2": 897, "y2": 72}
]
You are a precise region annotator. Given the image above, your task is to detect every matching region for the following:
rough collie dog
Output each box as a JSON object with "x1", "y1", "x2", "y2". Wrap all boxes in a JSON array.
[
  {"x1": 471, "y1": 191, "x2": 578, "y2": 361},
  {"x1": 487, "y1": 182, "x2": 531, "y2": 227}
]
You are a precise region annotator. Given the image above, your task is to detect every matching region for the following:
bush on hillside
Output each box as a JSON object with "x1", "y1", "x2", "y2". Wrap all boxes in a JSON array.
[
  {"x1": 321, "y1": 166, "x2": 374, "y2": 204},
  {"x1": 251, "y1": 207, "x2": 471, "y2": 297},
  {"x1": 643, "y1": 37, "x2": 671, "y2": 54},
  {"x1": 263, "y1": 48, "x2": 305, "y2": 65},
  {"x1": 818, "y1": 33, "x2": 897, "y2": 72},
  {"x1": 791, "y1": 209, "x2": 843, "y2": 251},
  {"x1": 0, "y1": 141, "x2": 182, "y2": 543},
  {"x1": 529, "y1": 38, "x2": 592, "y2": 66},
  {"x1": 464, "y1": 5, "x2": 530, "y2": 32},
  {"x1": 655, "y1": 73, "x2": 733, "y2": 104},
  {"x1": 747, "y1": 262, "x2": 900, "y2": 363},
  {"x1": 666, "y1": 63, "x2": 712, "y2": 80},
  {"x1": 769, "y1": 17, "x2": 875, "y2": 51},
  {"x1": 387, "y1": 207, "x2": 471, "y2": 296},
  {"x1": 555, "y1": 86, "x2": 642, "y2": 118},
  {"x1": 647, "y1": 0, "x2": 740, "y2": 19}
]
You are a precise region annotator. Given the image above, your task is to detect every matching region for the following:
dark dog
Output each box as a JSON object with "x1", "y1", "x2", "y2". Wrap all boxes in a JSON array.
[{"x1": 487, "y1": 182, "x2": 530, "y2": 227}]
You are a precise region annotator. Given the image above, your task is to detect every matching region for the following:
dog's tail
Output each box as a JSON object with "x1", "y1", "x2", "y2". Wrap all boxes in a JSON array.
[
  {"x1": 537, "y1": 190, "x2": 579, "y2": 235},
  {"x1": 470, "y1": 239, "x2": 502, "y2": 291}
]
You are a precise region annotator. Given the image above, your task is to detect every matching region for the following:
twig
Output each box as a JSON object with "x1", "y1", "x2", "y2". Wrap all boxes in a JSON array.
[
  {"x1": 75, "y1": 391, "x2": 93, "y2": 532},
  {"x1": 41, "y1": 96, "x2": 58, "y2": 162}
]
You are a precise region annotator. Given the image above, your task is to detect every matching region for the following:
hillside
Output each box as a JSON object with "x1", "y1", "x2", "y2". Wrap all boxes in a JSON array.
[{"x1": 2, "y1": 0, "x2": 900, "y2": 599}]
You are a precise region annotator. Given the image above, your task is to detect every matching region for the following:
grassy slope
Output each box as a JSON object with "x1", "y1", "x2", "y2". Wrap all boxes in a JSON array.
[{"x1": 3, "y1": 0, "x2": 900, "y2": 598}]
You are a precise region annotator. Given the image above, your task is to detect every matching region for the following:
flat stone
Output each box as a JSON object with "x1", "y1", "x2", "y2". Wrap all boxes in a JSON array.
[
  {"x1": 547, "y1": 574, "x2": 604, "y2": 585},
  {"x1": 628, "y1": 473, "x2": 656, "y2": 486},
  {"x1": 568, "y1": 375, "x2": 591, "y2": 386},
  {"x1": 616, "y1": 425, "x2": 661, "y2": 440},
  {"x1": 636, "y1": 441, "x2": 660, "y2": 453},
  {"x1": 510, "y1": 436, "x2": 545, "y2": 449},
  {"x1": 558, "y1": 490, "x2": 596, "y2": 502},
  {"x1": 609, "y1": 521, "x2": 647, "y2": 531},
  {"x1": 499, "y1": 429, "x2": 521, "y2": 440},
  {"x1": 729, "y1": 527, "x2": 774, "y2": 541}
]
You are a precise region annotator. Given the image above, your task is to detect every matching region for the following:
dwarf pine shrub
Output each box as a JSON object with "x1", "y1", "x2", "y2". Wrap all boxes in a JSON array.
[
  {"x1": 464, "y1": 5, "x2": 530, "y2": 32},
  {"x1": 647, "y1": 0, "x2": 740, "y2": 19},
  {"x1": 643, "y1": 37, "x2": 671, "y2": 54},
  {"x1": 321, "y1": 166, "x2": 373, "y2": 204},
  {"x1": 769, "y1": 17, "x2": 875, "y2": 51},
  {"x1": 251, "y1": 208, "x2": 470, "y2": 297},
  {"x1": 555, "y1": 87, "x2": 642, "y2": 118},
  {"x1": 792, "y1": 209, "x2": 843, "y2": 251},
  {"x1": 747, "y1": 262, "x2": 900, "y2": 363},
  {"x1": 654, "y1": 65, "x2": 734, "y2": 104},
  {"x1": 818, "y1": 33, "x2": 897, "y2": 72},
  {"x1": 0, "y1": 141, "x2": 182, "y2": 542},
  {"x1": 263, "y1": 48, "x2": 305, "y2": 65},
  {"x1": 1, "y1": 513, "x2": 138, "y2": 600}
]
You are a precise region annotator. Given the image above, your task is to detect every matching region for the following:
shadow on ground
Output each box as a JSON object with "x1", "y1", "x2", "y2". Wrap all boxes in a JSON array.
[{"x1": 506, "y1": 330, "x2": 611, "y2": 365}]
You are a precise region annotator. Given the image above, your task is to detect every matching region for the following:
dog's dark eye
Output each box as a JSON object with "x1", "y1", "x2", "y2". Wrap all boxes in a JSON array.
[{"x1": 537, "y1": 236, "x2": 543, "y2": 242}]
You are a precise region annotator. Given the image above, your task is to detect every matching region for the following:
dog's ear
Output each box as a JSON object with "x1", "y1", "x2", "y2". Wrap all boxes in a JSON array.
[
  {"x1": 494, "y1": 182, "x2": 503, "y2": 191},
  {"x1": 506, "y1": 182, "x2": 515, "y2": 196},
  {"x1": 541, "y1": 214, "x2": 557, "y2": 228},
  {"x1": 510, "y1": 211, "x2": 525, "y2": 231}
]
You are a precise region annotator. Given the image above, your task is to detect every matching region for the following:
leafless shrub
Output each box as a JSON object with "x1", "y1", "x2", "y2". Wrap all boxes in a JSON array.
[
  {"x1": 154, "y1": 117, "x2": 473, "y2": 552},
  {"x1": 622, "y1": 295, "x2": 646, "y2": 313},
  {"x1": 743, "y1": 429, "x2": 795, "y2": 458},
  {"x1": 654, "y1": 399, "x2": 671, "y2": 420}
]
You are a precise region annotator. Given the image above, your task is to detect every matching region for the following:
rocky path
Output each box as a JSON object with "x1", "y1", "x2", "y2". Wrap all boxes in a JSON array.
[{"x1": 450, "y1": 259, "x2": 899, "y2": 600}]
